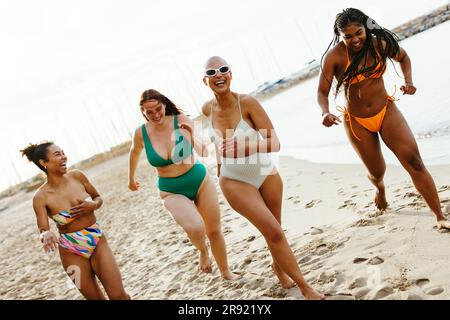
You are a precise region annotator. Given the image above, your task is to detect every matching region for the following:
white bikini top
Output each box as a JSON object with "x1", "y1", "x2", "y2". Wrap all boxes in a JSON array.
[{"x1": 208, "y1": 94, "x2": 261, "y2": 149}]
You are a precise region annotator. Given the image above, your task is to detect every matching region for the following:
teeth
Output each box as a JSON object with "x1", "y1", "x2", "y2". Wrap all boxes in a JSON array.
[{"x1": 215, "y1": 81, "x2": 225, "y2": 85}]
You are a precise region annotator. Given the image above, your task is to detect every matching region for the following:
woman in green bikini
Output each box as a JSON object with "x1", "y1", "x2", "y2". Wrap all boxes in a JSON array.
[{"x1": 128, "y1": 89, "x2": 239, "y2": 280}]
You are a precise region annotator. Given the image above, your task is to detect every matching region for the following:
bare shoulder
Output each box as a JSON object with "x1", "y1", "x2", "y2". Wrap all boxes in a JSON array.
[
  {"x1": 33, "y1": 187, "x2": 47, "y2": 204},
  {"x1": 201, "y1": 100, "x2": 214, "y2": 117},
  {"x1": 327, "y1": 42, "x2": 345, "y2": 63},
  {"x1": 239, "y1": 94, "x2": 263, "y2": 113},
  {"x1": 67, "y1": 169, "x2": 88, "y2": 182},
  {"x1": 133, "y1": 125, "x2": 144, "y2": 140}
]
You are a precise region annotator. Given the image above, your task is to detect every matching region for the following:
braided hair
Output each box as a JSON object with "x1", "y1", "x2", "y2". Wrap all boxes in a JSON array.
[{"x1": 320, "y1": 8, "x2": 400, "y2": 98}]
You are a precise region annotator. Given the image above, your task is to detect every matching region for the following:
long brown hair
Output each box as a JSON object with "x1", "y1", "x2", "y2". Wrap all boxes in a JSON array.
[{"x1": 139, "y1": 89, "x2": 183, "y2": 120}]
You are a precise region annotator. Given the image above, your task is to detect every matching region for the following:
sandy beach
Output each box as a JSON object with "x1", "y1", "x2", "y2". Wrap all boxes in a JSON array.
[{"x1": 1, "y1": 152, "x2": 449, "y2": 300}]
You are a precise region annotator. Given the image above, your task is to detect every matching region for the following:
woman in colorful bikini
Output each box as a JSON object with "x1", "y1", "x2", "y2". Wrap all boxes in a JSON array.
[
  {"x1": 128, "y1": 89, "x2": 239, "y2": 280},
  {"x1": 201, "y1": 56, "x2": 324, "y2": 300},
  {"x1": 317, "y1": 8, "x2": 450, "y2": 230},
  {"x1": 21, "y1": 142, "x2": 130, "y2": 299}
]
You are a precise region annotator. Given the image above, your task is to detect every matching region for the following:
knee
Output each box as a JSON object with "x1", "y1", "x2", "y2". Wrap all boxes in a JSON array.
[
  {"x1": 405, "y1": 154, "x2": 425, "y2": 173},
  {"x1": 206, "y1": 228, "x2": 222, "y2": 241},
  {"x1": 263, "y1": 225, "x2": 285, "y2": 244},
  {"x1": 186, "y1": 225, "x2": 206, "y2": 240}
]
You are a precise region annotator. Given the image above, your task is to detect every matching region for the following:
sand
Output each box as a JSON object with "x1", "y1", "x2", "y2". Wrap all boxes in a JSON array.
[{"x1": 0, "y1": 153, "x2": 449, "y2": 300}]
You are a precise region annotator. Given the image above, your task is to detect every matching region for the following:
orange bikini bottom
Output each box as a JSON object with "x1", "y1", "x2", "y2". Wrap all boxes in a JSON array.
[{"x1": 338, "y1": 95, "x2": 396, "y2": 141}]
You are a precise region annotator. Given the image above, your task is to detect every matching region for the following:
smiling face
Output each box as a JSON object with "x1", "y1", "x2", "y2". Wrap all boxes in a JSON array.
[
  {"x1": 39, "y1": 144, "x2": 68, "y2": 175},
  {"x1": 141, "y1": 99, "x2": 166, "y2": 124},
  {"x1": 203, "y1": 56, "x2": 232, "y2": 94},
  {"x1": 341, "y1": 23, "x2": 366, "y2": 52}
]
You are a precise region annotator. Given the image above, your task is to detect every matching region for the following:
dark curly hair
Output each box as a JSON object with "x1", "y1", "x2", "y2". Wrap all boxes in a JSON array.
[{"x1": 20, "y1": 141, "x2": 54, "y2": 173}]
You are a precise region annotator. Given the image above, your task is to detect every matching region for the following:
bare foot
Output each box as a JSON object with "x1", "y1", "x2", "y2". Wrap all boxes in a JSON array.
[
  {"x1": 368, "y1": 175, "x2": 388, "y2": 210},
  {"x1": 437, "y1": 219, "x2": 450, "y2": 230},
  {"x1": 300, "y1": 284, "x2": 326, "y2": 300},
  {"x1": 375, "y1": 189, "x2": 388, "y2": 210},
  {"x1": 199, "y1": 251, "x2": 212, "y2": 273},
  {"x1": 221, "y1": 270, "x2": 242, "y2": 281},
  {"x1": 272, "y1": 263, "x2": 294, "y2": 289}
]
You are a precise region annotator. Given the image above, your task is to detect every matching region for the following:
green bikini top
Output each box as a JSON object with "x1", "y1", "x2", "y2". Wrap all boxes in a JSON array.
[{"x1": 142, "y1": 114, "x2": 193, "y2": 167}]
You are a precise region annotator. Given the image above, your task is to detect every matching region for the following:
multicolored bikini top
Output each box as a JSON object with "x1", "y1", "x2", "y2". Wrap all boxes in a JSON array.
[{"x1": 50, "y1": 210, "x2": 75, "y2": 226}]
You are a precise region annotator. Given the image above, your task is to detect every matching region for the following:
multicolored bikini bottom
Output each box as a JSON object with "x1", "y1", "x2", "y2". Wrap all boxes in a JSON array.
[{"x1": 59, "y1": 223, "x2": 103, "y2": 259}]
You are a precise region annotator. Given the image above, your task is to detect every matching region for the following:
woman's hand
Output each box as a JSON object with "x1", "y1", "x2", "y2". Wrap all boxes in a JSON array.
[
  {"x1": 220, "y1": 137, "x2": 258, "y2": 158},
  {"x1": 178, "y1": 122, "x2": 193, "y2": 135},
  {"x1": 69, "y1": 200, "x2": 98, "y2": 215},
  {"x1": 400, "y1": 83, "x2": 416, "y2": 95},
  {"x1": 128, "y1": 179, "x2": 140, "y2": 191},
  {"x1": 322, "y1": 112, "x2": 341, "y2": 127},
  {"x1": 40, "y1": 230, "x2": 59, "y2": 253}
]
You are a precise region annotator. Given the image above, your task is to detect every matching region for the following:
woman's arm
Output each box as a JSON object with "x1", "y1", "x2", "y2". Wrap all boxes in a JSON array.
[
  {"x1": 128, "y1": 127, "x2": 144, "y2": 191},
  {"x1": 392, "y1": 46, "x2": 416, "y2": 95},
  {"x1": 178, "y1": 115, "x2": 208, "y2": 157},
  {"x1": 221, "y1": 95, "x2": 280, "y2": 158},
  {"x1": 70, "y1": 170, "x2": 103, "y2": 211},
  {"x1": 32, "y1": 192, "x2": 58, "y2": 253},
  {"x1": 214, "y1": 144, "x2": 222, "y2": 177},
  {"x1": 317, "y1": 51, "x2": 342, "y2": 127}
]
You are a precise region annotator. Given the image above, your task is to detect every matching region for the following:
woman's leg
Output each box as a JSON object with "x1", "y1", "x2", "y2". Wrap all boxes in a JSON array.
[
  {"x1": 90, "y1": 236, "x2": 131, "y2": 300},
  {"x1": 380, "y1": 103, "x2": 449, "y2": 228},
  {"x1": 59, "y1": 247, "x2": 105, "y2": 300},
  {"x1": 162, "y1": 193, "x2": 212, "y2": 273},
  {"x1": 344, "y1": 116, "x2": 388, "y2": 210},
  {"x1": 259, "y1": 172, "x2": 294, "y2": 288},
  {"x1": 194, "y1": 175, "x2": 240, "y2": 280},
  {"x1": 219, "y1": 177, "x2": 324, "y2": 300}
]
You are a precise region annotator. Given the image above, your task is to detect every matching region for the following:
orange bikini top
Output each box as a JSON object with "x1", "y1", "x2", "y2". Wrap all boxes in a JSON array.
[{"x1": 344, "y1": 46, "x2": 386, "y2": 85}]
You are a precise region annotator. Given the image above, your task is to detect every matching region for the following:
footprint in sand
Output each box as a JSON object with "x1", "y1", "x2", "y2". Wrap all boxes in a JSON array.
[
  {"x1": 325, "y1": 293, "x2": 355, "y2": 300},
  {"x1": 424, "y1": 286, "x2": 445, "y2": 296},
  {"x1": 415, "y1": 278, "x2": 430, "y2": 288},
  {"x1": 370, "y1": 285, "x2": 394, "y2": 299},
  {"x1": 298, "y1": 256, "x2": 311, "y2": 264},
  {"x1": 354, "y1": 287, "x2": 371, "y2": 299},
  {"x1": 315, "y1": 244, "x2": 330, "y2": 256},
  {"x1": 415, "y1": 278, "x2": 445, "y2": 296},
  {"x1": 310, "y1": 227, "x2": 324, "y2": 235},
  {"x1": 353, "y1": 257, "x2": 368, "y2": 264},
  {"x1": 305, "y1": 199, "x2": 322, "y2": 208},
  {"x1": 368, "y1": 256, "x2": 384, "y2": 265}
]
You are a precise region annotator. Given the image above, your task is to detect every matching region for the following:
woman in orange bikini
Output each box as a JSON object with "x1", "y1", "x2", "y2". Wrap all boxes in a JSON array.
[{"x1": 317, "y1": 8, "x2": 450, "y2": 230}]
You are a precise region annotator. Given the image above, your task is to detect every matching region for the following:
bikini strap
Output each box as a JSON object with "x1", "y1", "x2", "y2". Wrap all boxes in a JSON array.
[
  {"x1": 336, "y1": 106, "x2": 361, "y2": 141},
  {"x1": 236, "y1": 94, "x2": 243, "y2": 120},
  {"x1": 209, "y1": 100, "x2": 215, "y2": 129}
]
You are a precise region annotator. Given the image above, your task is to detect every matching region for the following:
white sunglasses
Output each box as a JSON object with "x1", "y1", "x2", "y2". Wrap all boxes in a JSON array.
[{"x1": 204, "y1": 65, "x2": 231, "y2": 77}]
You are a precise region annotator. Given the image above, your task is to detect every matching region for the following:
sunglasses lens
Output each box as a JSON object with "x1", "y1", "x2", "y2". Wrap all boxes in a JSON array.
[
  {"x1": 205, "y1": 69, "x2": 216, "y2": 77},
  {"x1": 219, "y1": 66, "x2": 230, "y2": 73}
]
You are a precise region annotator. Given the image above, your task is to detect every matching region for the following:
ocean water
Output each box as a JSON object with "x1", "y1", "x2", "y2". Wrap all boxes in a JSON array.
[{"x1": 0, "y1": 1, "x2": 448, "y2": 191}]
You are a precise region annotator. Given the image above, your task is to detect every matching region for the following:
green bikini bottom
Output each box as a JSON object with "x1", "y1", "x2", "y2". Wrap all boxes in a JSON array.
[{"x1": 158, "y1": 161, "x2": 207, "y2": 200}]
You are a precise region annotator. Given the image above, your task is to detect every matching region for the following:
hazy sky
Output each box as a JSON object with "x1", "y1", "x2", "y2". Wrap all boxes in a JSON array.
[{"x1": 1, "y1": 0, "x2": 447, "y2": 110}]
